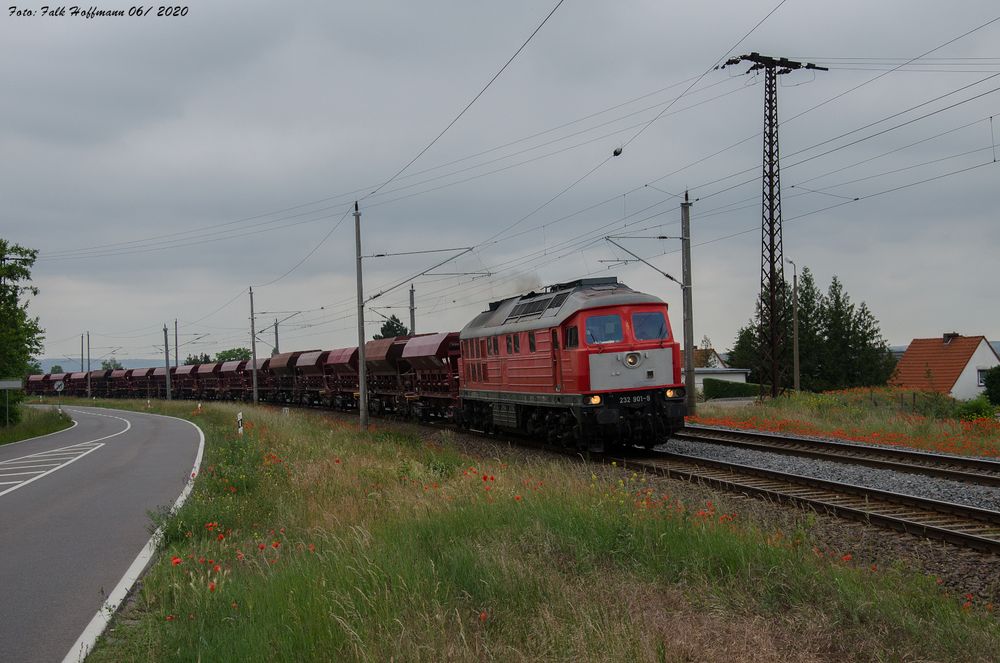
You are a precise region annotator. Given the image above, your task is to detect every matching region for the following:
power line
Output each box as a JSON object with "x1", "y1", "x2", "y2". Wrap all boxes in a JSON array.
[{"x1": 361, "y1": 0, "x2": 568, "y2": 201}]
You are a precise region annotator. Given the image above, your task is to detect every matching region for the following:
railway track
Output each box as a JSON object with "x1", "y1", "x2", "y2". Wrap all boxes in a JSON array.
[
  {"x1": 621, "y1": 449, "x2": 1000, "y2": 555},
  {"x1": 675, "y1": 425, "x2": 1000, "y2": 486}
]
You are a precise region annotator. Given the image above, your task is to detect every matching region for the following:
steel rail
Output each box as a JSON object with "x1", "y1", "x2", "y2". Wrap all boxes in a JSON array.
[
  {"x1": 626, "y1": 450, "x2": 1000, "y2": 554},
  {"x1": 676, "y1": 425, "x2": 1000, "y2": 486}
]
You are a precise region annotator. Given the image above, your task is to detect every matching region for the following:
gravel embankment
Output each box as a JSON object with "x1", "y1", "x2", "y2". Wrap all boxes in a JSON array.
[{"x1": 657, "y1": 437, "x2": 1000, "y2": 512}]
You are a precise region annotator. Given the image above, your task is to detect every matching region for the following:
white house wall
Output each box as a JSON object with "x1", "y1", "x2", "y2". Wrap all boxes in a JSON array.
[{"x1": 952, "y1": 340, "x2": 1000, "y2": 400}]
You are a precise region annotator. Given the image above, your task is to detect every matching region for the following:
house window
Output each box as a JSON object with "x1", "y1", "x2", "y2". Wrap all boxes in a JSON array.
[
  {"x1": 529, "y1": 331, "x2": 536, "y2": 353},
  {"x1": 979, "y1": 369, "x2": 988, "y2": 387}
]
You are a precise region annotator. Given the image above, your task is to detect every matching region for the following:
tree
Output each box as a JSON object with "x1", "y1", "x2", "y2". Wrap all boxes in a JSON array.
[
  {"x1": 184, "y1": 353, "x2": 212, "y2": 365},
  {"x1": 0, "y1": 239, "x2": 44, "y2": 425},
  {"x1": 50, "y1": 364, "x2": 64, "y2": 374},
  {"x1": 984, "y1": 366, "x2": 1000, "y2": 406},
  {"x1": 101, "y1": 358, "x2": 124, "y2": 371},
  {"x1": 372, "y1": 314, "x2": 409, "y2": 340},
  {"x1": 795, "y1": 268, "x2": 825, "y2": 391},
  {"x1": 215, "y1": 348, "x2": 251, "y2": 362},
  {"x1": 728, "y1": 268, "x2": 895, "y2": 393}
]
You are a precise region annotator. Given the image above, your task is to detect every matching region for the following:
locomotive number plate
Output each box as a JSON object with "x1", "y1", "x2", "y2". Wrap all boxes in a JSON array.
[{"x1": 614, "y1": 393, "x2": 652, "y2": 405}]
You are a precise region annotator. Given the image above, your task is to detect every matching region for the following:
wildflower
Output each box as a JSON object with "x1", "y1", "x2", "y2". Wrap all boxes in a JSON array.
[
  {"x1": 209, "y1": 582, "x2": 216, "y2": 592},
  {"x1": 165, "y1": 614, "x2": 175, "y2": 622},
  {"x1": 171, "y1": 556, "x2": 182, "y2": 566},
  {"x1": 479, "y1": 611, "x2": 488, "y2": 623},
  {"x1": 308, "y1": 543, "x2": 316, "y2": 553},
  {"x1": 870, "y1": 564, "x2": 878, "y2": 572},
  {"x1": 258, "y1": 543, "x2": 266, "y2": 551},
  {"x1": 213, "y1": 564, "x2": 222, "y2": 573},
  {"x1": 217, "y1": 533, "x2": 225, "y2": 542},
  {"x1": 205, "y1": 522, "x2": 218, "y2": 531},
  {"x1": 231, "y1": 601, "x2": 238, "y2": 610},
  {"x1": 962, "y1": 601, "x2": 972, "y2": 611},
  {"x1": 841, "y1": 554, "x2": 852, "y2": 562},
  {"x1": 482, "y1": 475, "x2": 488, "y2": 482},
  {"x1": 489, "y1": 475, "x2": 495, "y2": 482},
  {"x1": 334, "y1": 458, "x2": 341, "y2": 464},
  {"x1": 272, "y1": 541, "x2": 280, "y2": 549},
  {"x1": 935, "y1": 577, "x2": 944, "y2": 585},
  {"x1": 185, "y1": 531, "x2": 193, "y2": 538},
  {"x1": 515, "y1": 495, "x2": 522, "y2": 502},
  {"x1": 236, "y1": 551, "x2": 245, "y2": 561}
]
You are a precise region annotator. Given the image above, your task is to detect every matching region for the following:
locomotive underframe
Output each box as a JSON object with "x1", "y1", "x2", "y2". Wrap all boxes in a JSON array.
[{"x1": 459, "y1": 388, "x2": 685, "y2": 452}]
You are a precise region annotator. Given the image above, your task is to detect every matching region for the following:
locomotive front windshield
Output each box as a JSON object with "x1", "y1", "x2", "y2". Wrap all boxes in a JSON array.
[
  {"x1": 632, "y1": 311, "x2": 669, "y2": 340},
  {"x1": 585, "y1": 314, "x2": 623, "y2": 344}
]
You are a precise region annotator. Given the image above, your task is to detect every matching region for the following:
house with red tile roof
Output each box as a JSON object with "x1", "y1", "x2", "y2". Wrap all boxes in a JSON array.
[{"x1": 889, "y1": 333, "x2": 1000, "y2": 400}]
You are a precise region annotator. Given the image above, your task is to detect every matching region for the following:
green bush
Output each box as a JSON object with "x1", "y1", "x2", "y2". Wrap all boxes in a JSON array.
[
  {"x1": 956, "y1": 395, "x2": 995, "y2": 421},
  {"x1": 703, "y1": 378, "x2": 759, "y2": 400},
  {"x1": 984, "y1": 366, "x2": 1000, "y2": 406}
]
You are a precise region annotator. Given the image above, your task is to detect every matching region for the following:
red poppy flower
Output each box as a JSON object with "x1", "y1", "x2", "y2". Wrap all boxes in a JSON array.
[
  {"x1": 479, "y1": 611, "x2": 488, "y2": 623},
  {"x1": 165, "y1": 614, "x2": 175, "y2": 621},
  {"x1": 272, "y1": 541, "x2": 280, "y2": 549},
  {"x1": 217, "y1": 533, "x2": 225, "y2": 542},
  {"x1": 841, "y1": 554, "x2": 852, "y2": 562},
  {"x1": 213, "y1": 564, "x2": 222, "y2": 573},
  {"x1": 258, "y1": 543, "x2": 266, "y2": 551},
  {"x1": 515, "y1": 495, "x2": 522, "y2": 502},
  {"x1": 171, "y1": 556, "x2": 182, "y2": 566},
  {"x1": 308, "y1": 544, "x2": 316, "y2": 553},
  {"x1": 236, "y1": 551, "x2": 245, "y2": 561},
  {"x1": 209, "y1": 582, "x2": 216, "y2": 592}
]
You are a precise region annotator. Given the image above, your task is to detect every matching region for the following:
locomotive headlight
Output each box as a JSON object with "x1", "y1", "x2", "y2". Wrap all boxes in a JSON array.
[
  {"x1": 587, "y1": 394, "x2": 602, "y2": 405},
  {"x1": 624, "y1": 352, "x2": 641, "y2": 367},
  {"x1": 664, "y1": 387, "x2": 685, "y2": 399}
]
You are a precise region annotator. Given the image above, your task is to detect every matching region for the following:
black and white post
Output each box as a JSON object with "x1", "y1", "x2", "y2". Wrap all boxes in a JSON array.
[{"x1": 355, "y1": 201, "x2": 369, "y2": 431}]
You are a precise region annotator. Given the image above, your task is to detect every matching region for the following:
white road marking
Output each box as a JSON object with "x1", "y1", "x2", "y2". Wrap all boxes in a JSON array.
[{"x1": 0, "y1": 409, "x2": 131, "y2": 499}]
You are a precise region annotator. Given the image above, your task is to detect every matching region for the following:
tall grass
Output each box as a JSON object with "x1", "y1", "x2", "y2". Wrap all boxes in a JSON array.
[
  {"x1": 0, "y1": 404, "x2": 72, "y2": 446},
  {"x1": 83, "y1": 400, "x2": 999, "y2": 662}
]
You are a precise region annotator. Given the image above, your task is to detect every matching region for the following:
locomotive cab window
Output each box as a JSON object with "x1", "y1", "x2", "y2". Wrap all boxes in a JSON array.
[
  {"x1": 513, "y1": 334, "x2": 521, "y2": 353},
  {"x1": 585, "y1": 314, "x2": 623, "y2": 344},
  {"x1": 551, "y1": 329, "x2": 559, "y2": 350},
  {"x1": 632, "y1": 311, "x2": 669, "y2": 340},
  {"x1": 528, "y1": 331, "x2": 536, "y2": 353},
  {"x1": 506, "y1": 335, "x2": 513, "y2": 354}
]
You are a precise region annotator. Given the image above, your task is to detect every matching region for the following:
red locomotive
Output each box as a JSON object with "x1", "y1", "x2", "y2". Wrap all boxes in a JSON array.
[{"x1": 26, "y1": 277, "x2": 687, "y2": 450}]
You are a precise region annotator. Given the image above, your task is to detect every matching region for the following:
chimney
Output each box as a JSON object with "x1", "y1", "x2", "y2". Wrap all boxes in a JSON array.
[{"x1": 943, "y1": 332, "x2": 960, "y2": 344}]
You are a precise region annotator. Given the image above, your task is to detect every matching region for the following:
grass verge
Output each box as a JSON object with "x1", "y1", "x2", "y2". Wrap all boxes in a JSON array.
[
  {"x1": 74, "y1": 399, "x2": 999, "y2": 662},
  {"x1": 695, "y1": 388, "x2": 1000, "y2": 457},
  {"x1": 0, "y1": 403, "x2": 73, "y2": 446}
]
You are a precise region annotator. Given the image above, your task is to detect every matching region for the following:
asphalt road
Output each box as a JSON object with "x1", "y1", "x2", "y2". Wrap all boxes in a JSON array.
[{"x1": 0, "y1": 406, "x2": 201, "y2": 663}]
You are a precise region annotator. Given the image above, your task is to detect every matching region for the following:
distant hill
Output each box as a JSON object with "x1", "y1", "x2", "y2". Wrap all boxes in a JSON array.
[{"x1": 37, "y1": 358, "x2": 161, "y2": 373}]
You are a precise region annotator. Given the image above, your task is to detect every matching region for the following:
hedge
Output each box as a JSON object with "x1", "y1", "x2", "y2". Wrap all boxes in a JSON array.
[{"x1": 703, "y1": 378, "x2": 760, "y2": 400}]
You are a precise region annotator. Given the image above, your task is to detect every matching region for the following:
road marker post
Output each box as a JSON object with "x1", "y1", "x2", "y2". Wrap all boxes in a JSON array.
[{"x1": 237, "y1": 411, "x2": 244, "y2": 436}]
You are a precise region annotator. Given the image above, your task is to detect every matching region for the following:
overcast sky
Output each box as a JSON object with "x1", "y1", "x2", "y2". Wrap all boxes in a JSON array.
[{"x1": 2, "y1": 0, "x2": 998, "y2": 365}]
